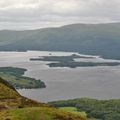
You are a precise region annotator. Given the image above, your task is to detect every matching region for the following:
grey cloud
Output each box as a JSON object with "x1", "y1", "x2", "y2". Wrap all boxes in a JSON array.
[{"x1": 0, "y1": 0, "x2": 120, "y2": 29}]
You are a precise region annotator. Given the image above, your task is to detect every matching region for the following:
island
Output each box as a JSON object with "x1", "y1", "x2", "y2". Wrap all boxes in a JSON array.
[
  {"x1": 30, "y1": 54, "x2": 120, "y2": 68},
  {"x1": 0, "y1": 67, "x2": 46, "y2": 89},
  {"x1": 48, "y1": 61, "x2": 120, "y2": 68},
  {"x1": 30, "y1": 54, "x2": 95, "y2": 62}
]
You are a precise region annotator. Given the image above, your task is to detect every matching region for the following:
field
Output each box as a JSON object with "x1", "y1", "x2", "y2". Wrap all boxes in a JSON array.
[
  {"x1": 59, "y1": 107, "x2": 86, "y2": 117},
  {"x1": 49, "y1": 98, "x2": 120, "y2": 120},
  {"x1": 0, "y1": 107, "x2": 88, "y2": 120}
]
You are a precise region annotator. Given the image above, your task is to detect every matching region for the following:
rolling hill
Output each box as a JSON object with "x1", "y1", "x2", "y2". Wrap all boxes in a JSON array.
[
  {"x1": 0, "y1": 23, "x2": 120, "y2": 59},
  {"x1": 49, "y1": 98, "x2": 120, "y2": 120},
  {"x1": 0, "y1": 77, "x2": 88, "y2": 120}
]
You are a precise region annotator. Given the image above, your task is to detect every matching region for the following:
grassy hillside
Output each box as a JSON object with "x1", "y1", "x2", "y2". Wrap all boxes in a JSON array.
[
  {"x1": 49, "y1": 98, "x2": 120, "y2": 120},
  {"x1": 0, "y1": 77, "x2": 47, "y2": 109},
  {"x1": 0, "y1": 77, "x2": 88, "y2": 120},
  {"x1": 0, "y1": 107, "x2": 88, "y2": 120},
  {"x1": 0, "y1": 23, "x2": 120, "y2": 59}
]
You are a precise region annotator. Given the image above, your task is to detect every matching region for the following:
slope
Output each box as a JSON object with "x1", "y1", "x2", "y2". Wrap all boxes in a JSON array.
[{"x1": 0, "y1": 77, "x2": 88, "y2": 120}]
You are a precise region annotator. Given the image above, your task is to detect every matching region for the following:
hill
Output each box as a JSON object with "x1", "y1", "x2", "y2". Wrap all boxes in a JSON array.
[
  {"x1": 0, "y1": 77, "x2": 47, "y2": 109},
  {"x1": 0, "y1": 23, "x2": 120, "y2": 59},
  {"x1": 0, "y1": 77, "x2": 88, "y2": 120},
  {"x1": 49, "y1": 98, "x2": 120, "y2": 120}
]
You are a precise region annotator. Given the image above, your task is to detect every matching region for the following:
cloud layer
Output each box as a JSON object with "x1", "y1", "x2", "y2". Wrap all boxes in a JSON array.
[{"x1": 0, "y1": 0, "x2": 120, "y2": 29}]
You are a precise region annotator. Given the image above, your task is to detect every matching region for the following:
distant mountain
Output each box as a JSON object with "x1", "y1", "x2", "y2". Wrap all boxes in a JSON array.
[{"x1": 0, "y1": 23, "x2": 120, "y2": 59}]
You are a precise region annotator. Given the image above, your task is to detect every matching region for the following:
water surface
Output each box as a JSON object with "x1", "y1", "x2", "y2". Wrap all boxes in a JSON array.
[{"x1": 0, "y1": 51, "x2": 120, "y2": 102}]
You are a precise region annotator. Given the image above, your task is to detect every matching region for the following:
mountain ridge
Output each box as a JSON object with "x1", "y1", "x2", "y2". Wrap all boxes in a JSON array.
[
  {"x1": 1, "y1": 22, "x2": 120, "y2": 31},
  {"x1": 0, "y1": 22, "x2": 120, "y2": 59}
]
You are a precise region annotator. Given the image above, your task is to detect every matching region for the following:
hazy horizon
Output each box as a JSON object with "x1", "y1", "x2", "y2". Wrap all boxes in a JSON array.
[
  {"x1": 0, "y1": 0, "x2": 120, "y2": 30},
  {"x1": 0, "y1": 22, "x2": 120, "y2": 31}
]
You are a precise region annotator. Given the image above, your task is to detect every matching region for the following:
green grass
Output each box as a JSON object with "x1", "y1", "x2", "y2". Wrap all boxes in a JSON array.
[
  {"x1": 59, "y1": 107, "x2": 78, "y2": 112},
  {"x1": 0, "y1": 77, "x2": 88, "y2": 120},
  {"x1": 59, "y1": 107, "x2": 87, "y2": 117},
  {"x1": 0, "y1": 107, "x2": 88, "y2": 120},
  {"x1": 49, "y1": 98, "x2": 120, "y2": 120},
  {"x1": 0, "y1": 77, "x2": 48, "y2": 108}
]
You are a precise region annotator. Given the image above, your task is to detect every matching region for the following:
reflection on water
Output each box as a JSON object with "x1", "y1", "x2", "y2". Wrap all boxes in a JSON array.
[{"x1": 0, "y1": 51, "x2": 120, "y2": 102}]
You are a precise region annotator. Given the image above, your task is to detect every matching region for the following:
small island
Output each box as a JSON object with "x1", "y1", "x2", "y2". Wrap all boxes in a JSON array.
[
  {"x1": 47, "y1": 61, "x2": 120, "y2": 68},
  {"x1": 30, "y1": 54, "x2": 120, "y2": 68},
  {"x1": 0, "y1": 67, "x2": 46, "y2": 89},
  {"x1": 30, "y1": 54, "x2": 95, "y2": 62}
]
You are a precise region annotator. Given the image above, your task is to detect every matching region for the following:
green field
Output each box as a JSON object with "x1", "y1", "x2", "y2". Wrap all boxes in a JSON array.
[
  {"x1": 59, "y1": 107, "x2": 86, "y2": 117},
  {"x1": 0, "y1": 107, "x2": 88, "y2": 120},
  {"x1": 49, "y1": 98, "x2": 120, "y2": 120}
]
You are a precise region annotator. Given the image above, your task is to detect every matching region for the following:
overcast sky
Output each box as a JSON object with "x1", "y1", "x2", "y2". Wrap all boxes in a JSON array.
[{"x1": 0, "y1": 0, "x2": 120, "y2": 30}]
